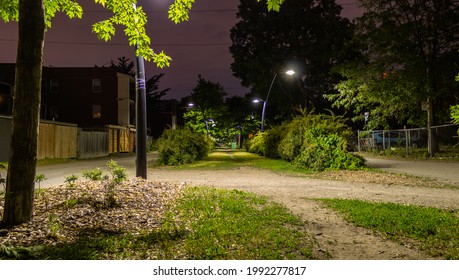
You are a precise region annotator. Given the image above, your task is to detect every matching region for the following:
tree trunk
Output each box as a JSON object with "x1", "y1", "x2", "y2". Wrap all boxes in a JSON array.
[{"x1": 1, "y1": 0, "x2": 45, "y2": 227}]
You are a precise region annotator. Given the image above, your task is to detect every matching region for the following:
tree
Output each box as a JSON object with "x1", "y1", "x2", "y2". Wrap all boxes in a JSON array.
[
  {"x1": 0, "y1": 0, "x2": 286, "y2": 227},
  {"x1": 328, "y1": 0, "x2": 459, "y2": 156},
  {"x1": 183, "y1": 75, "x2": 227, "y2": 137},
  {"x1": 110, "y1": 56, "x2": 135, "y2": 76},
  {"x1": 230, "y1": 0, "x2": 353, "y2": 125},
  {"x1": 0, "y1": 0, "x2": 176, "y2": 227},
  {"x1": 1, "y1": 0, "x2": 47, "y2": 226},
  {"x1": 146, "y1": 73, "x2": 171, "y2": 137}
]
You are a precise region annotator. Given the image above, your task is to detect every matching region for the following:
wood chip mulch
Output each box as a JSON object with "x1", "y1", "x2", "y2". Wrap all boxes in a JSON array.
[{"x1": 0, "y1": 178, "x2": 184, "y2": 248}]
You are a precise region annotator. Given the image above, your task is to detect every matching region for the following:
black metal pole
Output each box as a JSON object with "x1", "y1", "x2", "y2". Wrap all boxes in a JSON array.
[{"x1": 135, "y1": 47, "x2": 147, "y2": 179}]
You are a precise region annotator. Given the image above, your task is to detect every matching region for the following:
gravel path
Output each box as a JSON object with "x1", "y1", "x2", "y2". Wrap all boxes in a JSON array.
[{"x1": 148, "y1": 167, "x2": 459, "y2": 260}]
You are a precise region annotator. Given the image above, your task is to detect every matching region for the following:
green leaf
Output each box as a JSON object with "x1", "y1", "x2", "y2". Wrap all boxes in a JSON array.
[
  {"x1": 168, "y1": 0, "x2": 195, "y2": 24},
  {"x1": 153, "y1": 51, "x2": 172, "y2": 69},
  {"x1": 92, "y1": 20, "x2": 116, "y2": 41}
]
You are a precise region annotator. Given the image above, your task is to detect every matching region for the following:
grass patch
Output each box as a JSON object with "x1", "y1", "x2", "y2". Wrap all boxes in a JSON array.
[
  {"x1": 319, "y1": 198, "x2": 459, "y2": 259},
  {"x1": 169, "y1": 187, "x2": 315, "y2": 259}
]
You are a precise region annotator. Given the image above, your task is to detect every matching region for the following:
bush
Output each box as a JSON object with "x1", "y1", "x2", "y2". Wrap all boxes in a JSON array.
[
  {"x1": 246, "y1": 132, "x2": 266, "y2": 156},
  {"x1": 263, "y1": 124, "x2": 287, "y2": 159},
  {"x1": 156, "y1": 127, "x2": 214, "y2": 165},
  {"x1": 294, "y1": 129, "x2": 364, "y2": 171},
  {"x1": 248, "y1": 110, "x2": 365, "y2": 171},
  {"x1": 278, "y1": 111, "x2": 352, "y2": 162}
]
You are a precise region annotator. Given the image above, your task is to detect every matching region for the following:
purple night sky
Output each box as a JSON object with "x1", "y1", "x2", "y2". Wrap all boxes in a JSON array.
[{"x1": 0, "y1": 0, "x2": 363, "y2": 100}]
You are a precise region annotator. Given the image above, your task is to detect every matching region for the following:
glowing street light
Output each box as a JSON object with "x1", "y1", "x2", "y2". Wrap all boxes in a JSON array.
[{"x1": 253, "y1": 69, "x2": 295, "y2": 131}]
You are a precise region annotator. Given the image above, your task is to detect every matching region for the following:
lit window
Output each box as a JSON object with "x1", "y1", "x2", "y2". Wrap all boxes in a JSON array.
[
  {"x1": 92, "y1": 78, "x2": 102, "y2": 92},
  {"x1": 92, "y1": 105, "x2": 101, "y2": 119}
]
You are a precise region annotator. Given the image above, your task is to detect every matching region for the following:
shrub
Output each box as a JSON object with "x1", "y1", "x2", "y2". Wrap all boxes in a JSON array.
[
  {"x1": 263, "y1": 124, "x2": 287, "y2": 159},
  {"x1": 278, "y1": 111, "x2": 352, "y2": 162},
  {"x1": 294, "y1": 129, "x2": 364, "y2": 171},
  {"x1": 246, "y1": 132, "x2": 265, "y2": 156},
  {"x1": 156, "y1": 127, "x2": 214, "y2": 165}
]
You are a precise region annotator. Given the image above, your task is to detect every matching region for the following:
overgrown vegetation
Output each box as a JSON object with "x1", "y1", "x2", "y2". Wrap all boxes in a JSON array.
[
  {"x1": 319, "y1": 199, "x2": 459, "y2": 259},
  {"x1": 246, "y1": 110, "x2": 365, "y2": 171},
  {"x1": 156, "y1": 127, "x2": 214, "y2": 165},
  {"x1": 160, "y1": 187, "x2": 315, "y2": 259}
]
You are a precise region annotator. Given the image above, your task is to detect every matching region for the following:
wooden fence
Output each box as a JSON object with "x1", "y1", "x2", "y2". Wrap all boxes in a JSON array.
[
  {"x1": 77, "y1": 130, "x2": 109, "y2": 159},
  {"x1": 107, "y1": 125, "x2": 135, "y2": 153},
  {"x1": 0, "y1": 117, "x2": 135, "y2": 161},
  {"x1": 38, "y1": 121, "x2": 78, "y2": 160}
]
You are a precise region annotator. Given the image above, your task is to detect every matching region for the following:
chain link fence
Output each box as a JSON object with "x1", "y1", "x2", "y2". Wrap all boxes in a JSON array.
[{"x1": 355, "y1": 124, "x2": 458, "y2": 154}]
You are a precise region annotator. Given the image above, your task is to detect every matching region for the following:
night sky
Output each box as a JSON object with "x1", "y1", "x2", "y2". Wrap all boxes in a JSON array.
[{"x1": 0, "y1": 0, "x2": 363, "y2": 100}]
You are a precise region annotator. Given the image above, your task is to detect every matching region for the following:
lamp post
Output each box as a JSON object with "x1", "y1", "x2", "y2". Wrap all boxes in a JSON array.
[
  {"x1": 133, "y1": 3, "x2": 147, "y2": 179},
  {"x1": 253, "y1": 70, "x2": 295, "y2": 131}
]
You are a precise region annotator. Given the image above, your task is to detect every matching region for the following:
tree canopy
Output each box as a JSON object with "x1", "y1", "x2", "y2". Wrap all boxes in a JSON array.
[
  {"x1": 327, "y1": 0, "x2": 459, "y2": 129},
  {"x1": 230, "y1": 0, "x2": 353, "y2": 122}
]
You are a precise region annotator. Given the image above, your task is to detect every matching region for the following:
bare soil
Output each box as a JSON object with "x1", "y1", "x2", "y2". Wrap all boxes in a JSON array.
[{"x1": 148, "y1": 167, "x2": 459, "y2": 260}]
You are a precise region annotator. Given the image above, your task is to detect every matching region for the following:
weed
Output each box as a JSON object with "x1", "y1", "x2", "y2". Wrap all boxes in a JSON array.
[
  {"x1": 104, "y1": 160, "x2": 127, "y2": 207},
  {"x1": 64, "y1": 174, "x2": 79, "y2": 189},
  {"x1": 35, "y1": 173, "x2": 47, "y2": 190},
  {"x1": 82, "y1": 168, "x2": 104, "y2": 181},
  {"x1": 47, "y1": 213, "x2": 62, "y2": 238}
]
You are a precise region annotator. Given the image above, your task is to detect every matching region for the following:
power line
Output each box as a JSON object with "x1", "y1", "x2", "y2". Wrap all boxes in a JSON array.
[{"x1": 0, "y1": 38, "x2": 231, "y2": 47}]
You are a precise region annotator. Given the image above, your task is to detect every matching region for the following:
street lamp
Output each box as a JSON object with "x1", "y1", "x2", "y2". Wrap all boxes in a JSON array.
[{"x1": 253, "y1": 69, "x2": 295, "y2": 131}]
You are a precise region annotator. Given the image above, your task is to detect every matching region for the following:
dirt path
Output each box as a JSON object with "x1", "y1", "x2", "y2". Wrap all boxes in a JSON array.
[{"x1": 148, "y1": 167, "x2": 459, "y2": 259}]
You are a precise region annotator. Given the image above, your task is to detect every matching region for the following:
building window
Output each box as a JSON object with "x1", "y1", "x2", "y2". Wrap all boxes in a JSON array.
[
  {"x1": 92, "y1": 105, "x2": 101, "y2": 119},
  {"x1": 50, "y1": 79, "x2": 59, "y2": 93},
  {"x1": 92, "y1": 78, "x2": 102, "y2": 93}
]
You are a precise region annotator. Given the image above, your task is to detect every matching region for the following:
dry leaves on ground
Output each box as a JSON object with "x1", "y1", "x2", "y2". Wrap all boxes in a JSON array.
[{"x1": 0, "y1": 178, "x2": 184, "y2": 248}]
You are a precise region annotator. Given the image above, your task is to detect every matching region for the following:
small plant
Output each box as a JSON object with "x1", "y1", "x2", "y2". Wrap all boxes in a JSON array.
[
  {"x1": 64, "y1": 174, "x2": 79, "y2": 189},
  {"x1": 104, "y1": 160, "x2": 127, "y2": 207},
  {"x1": 47, "y1": 213, "x2": 62, "y2": 238},
  {"x1": 65, "y1": 198, "x2": 81, "y2": 208},
  {"x1": 35, "y1": 173, "x2": 47, "y2": 190},
  {"x1": 106, "y1": 160, "x2": 127, "y2": 184},
  {"x1": 82, "y1": 168, "x2": 104, "y2": 181},
  {"x1": 34, "y1": 173, "x2": 49, "y2": 210}
]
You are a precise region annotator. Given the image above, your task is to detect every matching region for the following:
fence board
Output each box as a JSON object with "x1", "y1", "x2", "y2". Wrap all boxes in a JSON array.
[
  {"x1": 38, "y1": 121, "x2": 77, "y2": 160},
  {"x1": 78, "y1": 130, "x2": 108, "y2": 159}
]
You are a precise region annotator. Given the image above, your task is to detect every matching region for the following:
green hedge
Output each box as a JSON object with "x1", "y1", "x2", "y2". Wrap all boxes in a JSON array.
[{"x1": 156, "y1": 127, "x2": 214, "y2": 165}]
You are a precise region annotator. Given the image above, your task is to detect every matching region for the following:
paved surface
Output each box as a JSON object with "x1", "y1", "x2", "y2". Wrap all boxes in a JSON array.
[
  {"x1": 364, "y1": 156, "x2": 459, "y2": 186},
  {"x1": 1, "y1": 153, "x2": 459, "y2": 190},
  {"x1": 0, "y1": 153, "x2": 159, "y2": 191}
]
